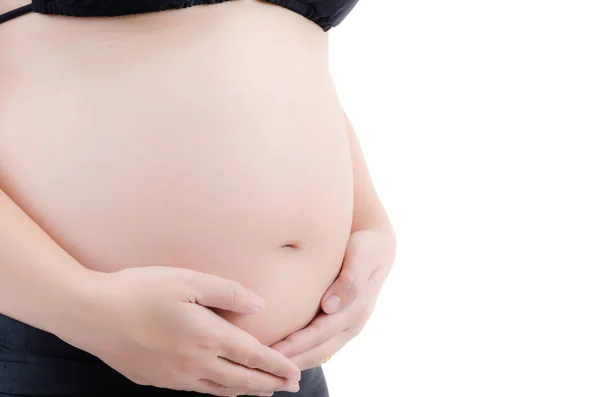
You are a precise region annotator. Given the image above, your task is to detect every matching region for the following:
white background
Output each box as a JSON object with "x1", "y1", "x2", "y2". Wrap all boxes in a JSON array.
[{"x1": 325, "y1": 1, "x2": 600, "y2": 396}]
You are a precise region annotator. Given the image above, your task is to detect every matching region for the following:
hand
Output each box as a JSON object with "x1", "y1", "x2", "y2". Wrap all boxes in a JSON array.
[
  {"x1": 65, "y1": 266, "x2": 301, "y2": 397},
  {"x1": 271, "y1": 229, "x2": 395, "y2": 370}
]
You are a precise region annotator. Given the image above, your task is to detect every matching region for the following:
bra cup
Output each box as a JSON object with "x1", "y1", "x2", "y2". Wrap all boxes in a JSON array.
[{"x1": 10, "y1": 0, "x2": 359, "y2": 30}]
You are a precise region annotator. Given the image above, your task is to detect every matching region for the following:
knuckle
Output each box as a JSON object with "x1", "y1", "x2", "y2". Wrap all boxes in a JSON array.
[
  {"x1": 226, "y1": 283, "x2": 238, "y2": 306},
  {"x1": 313, "y1": 318, "x2": 331, "y2": 332},
  {"x1": 226, "y1": 282, "x2": 244, "y2": 306},
  {"x1": 172, "y1": 369, "x2": 190, "y2": 386},
  {"x1": 176, "y1": 354, "x2": 196, "y2": 374},
  {"x1": 246, "y1": 352, "x2": 265, "y2": 369},
  {"x1": 196, "y1": 329, "x2": 220, "y2": 349},
  {"x1": 349, "y1": 326, "x2": 362, "y2": 338},
  {"x1": 238, "y1": 347, "x2": 254, "y2": 365},
  {"x1": 198, "y1": 335, "x2": 218, "y2": 350},
  {"x1": 175, "y1": 351, "x2": 195, "y2": 370},
  {"x1": 339, "y1": 272, "x2": 359, "y2": 292}
]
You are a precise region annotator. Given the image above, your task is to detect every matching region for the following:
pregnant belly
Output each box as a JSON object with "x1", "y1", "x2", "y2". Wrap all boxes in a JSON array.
[{"x1": 0, "y1": 0, "x2": 354, "y2": 346}]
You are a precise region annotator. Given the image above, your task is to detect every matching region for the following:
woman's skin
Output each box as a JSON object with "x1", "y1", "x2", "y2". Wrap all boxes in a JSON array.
[
  {"x1": 1, "y1": 0, "x2": 352, "y2": 348},
  {"x1": 0, "y1": 0, "x2": 396, "y2": 396},
  {"x1": 0, "y1": 189, "x2": 302, "y2": 397},
  {"x1": 272, "y1": 115, "x2": 397, "y2": 371}
]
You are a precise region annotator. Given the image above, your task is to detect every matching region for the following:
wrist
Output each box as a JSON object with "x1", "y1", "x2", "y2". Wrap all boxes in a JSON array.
[{"x1": 42, "y1": 265, "x2": 110, "y2": 344}]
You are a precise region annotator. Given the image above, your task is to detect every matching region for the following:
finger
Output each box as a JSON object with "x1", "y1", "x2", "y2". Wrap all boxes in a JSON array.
[
  {"x1": 321, "y1": 242, "x2": 371, "y2": 314},
  {"x1": 270, "y1": 312, "x2": 346, "y2": 357},
  {"x1": 192, "y1": 273, "x2": 266, "y2": 314},
  {"x1": 193, "y1": 379, "x2": 244, "y2": 397},
  {"x1": 208, "y1": 357, "x2": 300, "y2": 393},
  {"x1": 289, "y1": 331, "x2": 352, "y2": 371},
  {"x1": 219, "y1": 327, "x2": 301, "y2": 381}
]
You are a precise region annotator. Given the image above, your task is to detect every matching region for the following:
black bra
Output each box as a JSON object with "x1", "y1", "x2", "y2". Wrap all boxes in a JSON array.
[{"x1": 0, "y1": 0, "x2": 358, "y2": 31}]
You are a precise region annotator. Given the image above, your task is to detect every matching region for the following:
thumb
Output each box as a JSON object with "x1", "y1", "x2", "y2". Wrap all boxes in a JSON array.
[
  {"x1": 321, "y1": 255, "x2": 367, "y2": 315},
  {"x1": 192, "y1": 273, "x2": 266, "y2": 314}
]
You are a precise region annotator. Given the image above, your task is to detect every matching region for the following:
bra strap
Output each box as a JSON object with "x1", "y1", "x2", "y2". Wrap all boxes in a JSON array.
[{"x1": 0, "y1": 4, "x2": 33, "y2": 24}]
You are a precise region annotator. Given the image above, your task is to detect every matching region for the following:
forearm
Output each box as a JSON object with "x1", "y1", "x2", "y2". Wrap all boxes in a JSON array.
[
  {"x1": 346, "y1": 112, "x2": 394, "y2": 235},
  {"x1": 0, "y1": 188, "x2": 97, "y2": 335}
]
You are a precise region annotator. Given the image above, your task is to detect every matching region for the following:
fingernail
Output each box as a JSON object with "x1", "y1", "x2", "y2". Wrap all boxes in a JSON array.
[
  {"x1": 282, "y1": 382, "x2": 300, "y2": 393},
  {"x1": 323, "y1": 295, "x2": 341, "y2": 314},
  {"x1": 251, "y1": 294, "x2": 266, "y2": 311}
]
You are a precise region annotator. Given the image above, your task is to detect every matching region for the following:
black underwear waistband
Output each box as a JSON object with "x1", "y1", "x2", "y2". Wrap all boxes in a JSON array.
[
  {"x1": 0, "y1": 313, "x2": 192, "y2": 396},
  {"x1": 0, "y1": 313, "x2": 328, "y2": 397}
]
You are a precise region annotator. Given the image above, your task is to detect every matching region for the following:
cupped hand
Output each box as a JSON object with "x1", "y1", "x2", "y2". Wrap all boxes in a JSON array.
[
  {"x1": 271, "y1": 230, "x2": 396, "y2": 370},
  {"x1": 66, "y1": 266, "x2": 301, "y2": 397}
]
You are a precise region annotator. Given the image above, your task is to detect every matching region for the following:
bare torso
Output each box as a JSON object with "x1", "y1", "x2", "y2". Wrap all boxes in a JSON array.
[{"x1": 0, "y1": 0, "x2": 354, "y2": 346}]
